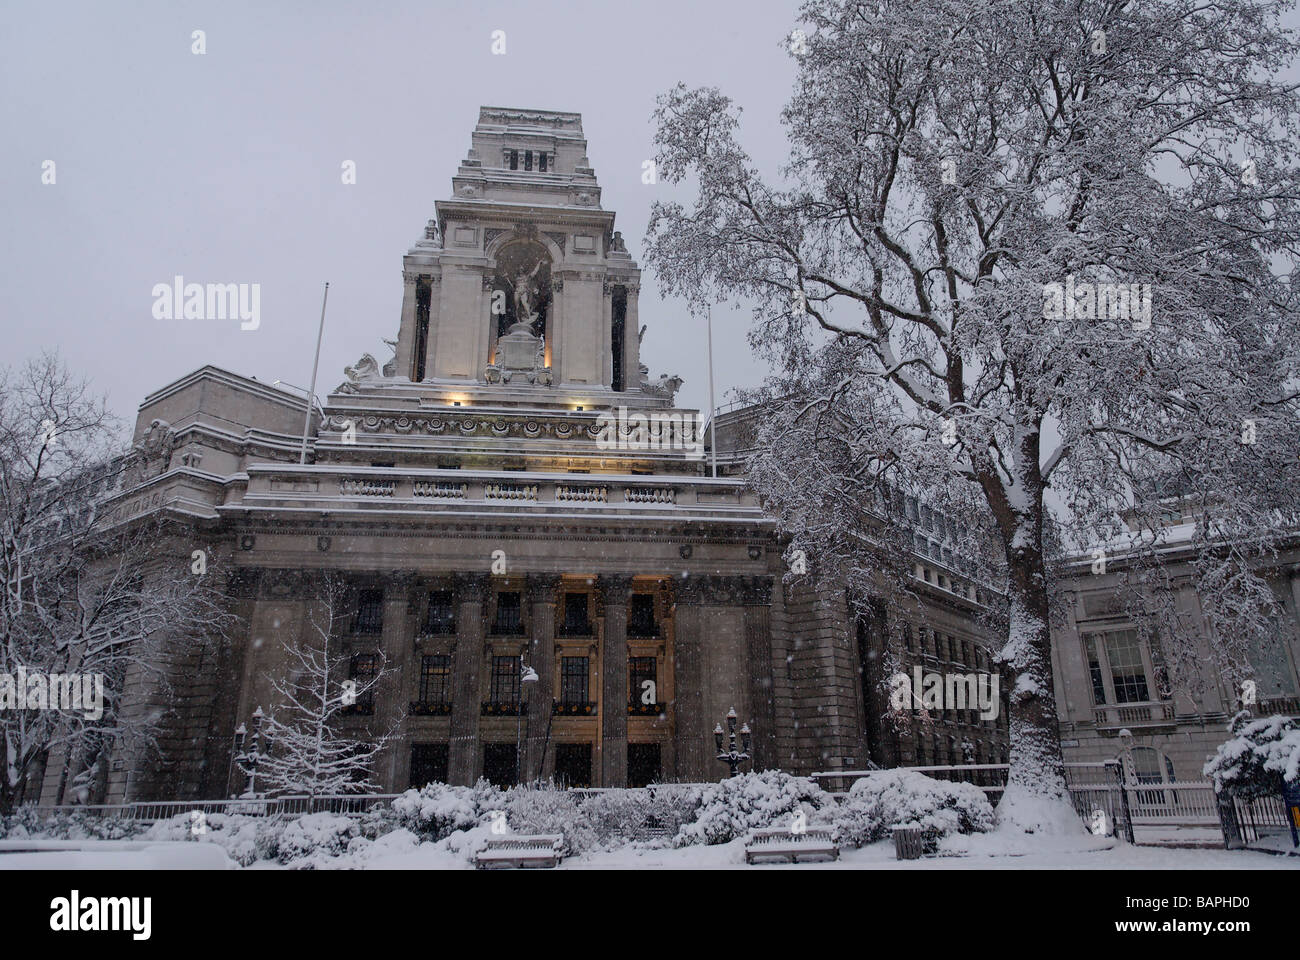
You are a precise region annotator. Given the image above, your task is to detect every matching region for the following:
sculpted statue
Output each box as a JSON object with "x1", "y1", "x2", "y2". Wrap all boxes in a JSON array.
[
  {"x1": 642, "y1": 374, "x2": 684, "y2": 402},
  {"x1": 344, "y1": 354, "x2": 381, "y2": 383},
  {"x1": 129, "y1": 418, "x2": 176, "y2": 481},
  {"x1": 511, "y1": 260, "x2": 546, "y2": 324}
]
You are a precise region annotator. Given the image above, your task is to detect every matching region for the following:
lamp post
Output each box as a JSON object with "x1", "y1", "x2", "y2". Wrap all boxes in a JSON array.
[
  {"x1": 516, "y1": 657, "x2": 538, "y2": 786},
  {"x1": 232, "y1": 706, "x2": 266, "y2": 799},
  {"x1": 714, "y1": 707, "x2": 751, "y2": 778}
]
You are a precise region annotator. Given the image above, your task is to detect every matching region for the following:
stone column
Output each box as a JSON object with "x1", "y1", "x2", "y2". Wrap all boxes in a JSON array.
[
  {"x1": 743, "y1": 576, "x2": 778, "y2": 771},
  {"x1": 624, "y1": 282, "x2": 640, "y2": 391},
  {"x1": 448, "y1": 573, "x2": 489, "y2": 785},
  {"x1": 524, "y1": 574, "x2": 560, "y2": 781},
  {"x1": 549, "y1": 275, "x2": 563, "y2": 382},
  {"x1": 420, "y1": 275, "x2": 441, "y2": 382},
  {"x1": 671, "y1": 577, "x2": 707, "y2": 781},
  {"x1": 598, "y1": 574, "x2": 633, "y2": 787},
  {"x1": 601, "y1": 280, "x2": 614, "y2": 388},
  {"x1": 376, "y1": 572, "x2": 415, "y2": 791},
  {"x1": 395, "y1": 272, "x2": 419, "y2": 381}
]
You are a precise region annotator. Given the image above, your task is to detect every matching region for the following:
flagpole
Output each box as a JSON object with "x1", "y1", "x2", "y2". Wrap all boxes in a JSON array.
[
  {"x1": 300, "y1": 282, "x2": 329, "y2": 465},
  {"x1": 706, "y1": 303, "x2": 718, "y2": 478}
]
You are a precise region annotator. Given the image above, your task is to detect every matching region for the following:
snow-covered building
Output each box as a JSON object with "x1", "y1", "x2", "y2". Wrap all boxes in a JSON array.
[
  {"x1": 29, "y1": 108, "x2": 1008, "y2": 805},
  {"x1": 1050, "y1": 527, "x2": 1300, "y2": 786}
]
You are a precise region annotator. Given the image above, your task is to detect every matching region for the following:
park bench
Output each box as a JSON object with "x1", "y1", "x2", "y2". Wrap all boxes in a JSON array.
[
  {"x1": 744, "y1": 826, "x2": 839, "y2": 864},
  {"x1": 474, "y1": 834, "x2": 564, "y2": 869}
]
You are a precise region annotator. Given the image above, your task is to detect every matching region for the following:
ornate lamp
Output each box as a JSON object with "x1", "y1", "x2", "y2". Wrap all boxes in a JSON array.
[{"x1": 715, "y1": 707, "x2": 751, "y2": 778}]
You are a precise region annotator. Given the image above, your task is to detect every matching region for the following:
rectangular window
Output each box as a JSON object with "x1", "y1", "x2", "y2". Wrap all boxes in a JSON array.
[
  {"x1": 561, "y1": 656, "x2": 589, "y2": 705},
  {"x1": 490, "y1": 656, "x2": 520, "y2": 708},
  {"x1": 627, "y1": 743, "x2": 661, "y2": 788},
  {"x1": 492, "y1": 592, "x2": 523, "y2": 635},
  {"x1": 483, "y1": 743, "x2": 518, "y2": 787},
  {"x1": 409, "y1": 743, "x2": 448, "y2": 788},
  {"x1": 508, "y1": 149, "x2": 518, "y2": 170},
  {"x1": 629, "y1": 656, "x2": 657, "y2": 707},
  {"x1": 538, "y1": 152, "x2": 548, "y2": 172},
  {"x1": 554, "y1": 743, "x2": 591, "y2": 788},
  {"x1": 418, "y1": 655, "x2": 451, "y2": 708},
  {"x1": 560, "y1": 592, "x2": 590, "y2": 636},
  {"x1": 1104, "y1": 630, "x2": 1150, "y2": 703},
  {"x1": 1085, "y1": 635, "x2": 1107, "y2": 705},
  {"x1": 629, "y1": 594, "x2": 657, "y2": 637},
  {"x1": 347, "y1": 653, "x2": 379, "y2": 715},
  {"x1": 524, "y1": 150, "x2": 533, "y2": 171},
  {"x1": 352, "y1": 588, "x2": 384, "y2": 635},
  {"x1": 424, "y1": 590, "x2": 455, "y2": 635}
]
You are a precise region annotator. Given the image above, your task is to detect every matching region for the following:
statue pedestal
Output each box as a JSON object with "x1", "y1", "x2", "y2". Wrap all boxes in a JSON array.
[{"x1": 490, "y1": 321, "x2": 552, "y2": 385}]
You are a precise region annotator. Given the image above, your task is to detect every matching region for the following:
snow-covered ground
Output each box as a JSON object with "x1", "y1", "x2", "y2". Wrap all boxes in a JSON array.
[{"x1": 0, "y1": 836, "x2": 1292, "y2": 870}]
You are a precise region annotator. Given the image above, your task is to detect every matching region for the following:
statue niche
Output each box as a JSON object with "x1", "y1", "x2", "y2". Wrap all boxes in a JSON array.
[{"x1": 486, "y1": 241, "x2": 554, "y2": 385}]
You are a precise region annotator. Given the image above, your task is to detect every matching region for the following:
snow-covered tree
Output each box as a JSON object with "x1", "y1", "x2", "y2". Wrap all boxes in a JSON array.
[
  {"x1": 0, "y1": 352, "x2": 231, "y2": 812},
  {"x1": 644, "y1": 0, "x2": 1300, "y2": 832},
  {"x1": 1204, "y1": 711, "x2": 1300, "y2": 800},
  {"x1": 256, "y1": 573, "x2": 398, "y2": 799}
]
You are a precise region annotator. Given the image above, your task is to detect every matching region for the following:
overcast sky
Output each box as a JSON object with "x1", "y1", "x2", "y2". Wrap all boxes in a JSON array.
[{"x1": 1, "y1": 0, "x2": 806, "y2": 434}]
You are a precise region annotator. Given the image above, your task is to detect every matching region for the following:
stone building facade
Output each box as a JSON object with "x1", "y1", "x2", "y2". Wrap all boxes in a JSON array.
[{"x1": 34, "y1": 108, "x2": 1007, "y2": 804}]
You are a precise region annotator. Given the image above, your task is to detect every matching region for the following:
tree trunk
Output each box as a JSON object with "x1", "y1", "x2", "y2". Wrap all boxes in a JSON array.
[{"x1": 996, "y1": 512, "x2": 1078, "y2": 833}]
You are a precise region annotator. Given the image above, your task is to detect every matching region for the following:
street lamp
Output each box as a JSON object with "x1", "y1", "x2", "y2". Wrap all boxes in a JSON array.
[
  {"x1": 516, "y1": 656, "x2": 539, "y2": 786},
  {"x1": 232, "y1": 706, "x2": 266, "y2": 799},
  {"x1": 715, "y1": 707, "x2": 751, "y2": 778}
]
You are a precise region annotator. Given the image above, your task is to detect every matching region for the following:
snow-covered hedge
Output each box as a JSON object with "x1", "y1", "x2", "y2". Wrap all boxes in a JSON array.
[
  {"x1": 673, "y1": 771, "x2": 829, "y2": 846},
  {"x1": 144, "y1": 812, "x2": 280, "y2": 867},
  {"x1": 391, "y1": 779, "x2": 501, "y2": 840},
  {"x1": 0, "y1": 807, "x2": 147, "y2": 841},
  {"x1": 1204, "y1": 712, "x2": 1300, "y2": 800},
  {"x1": 579, "y1": 783, "x2": 703, "y2": 847},
  {"x1": 502, "y1": 783, "x2": 595, "y2": 856},
  {"x1": 276, "y1": 813, "x2": 361, "y2": 867},
  {"x1": 833, "y1": 769, "x2": 994, "y2": 851}
]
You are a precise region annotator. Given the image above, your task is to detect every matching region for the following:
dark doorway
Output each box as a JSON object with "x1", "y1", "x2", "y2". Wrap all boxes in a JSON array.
[
  {"x1": 627, "y1": 743, "x2": 661, "y2": 788},
  {"x1": 482, "y1": 743, "x2": 518, "y2": 788},
  {"x1": 554, "y1": 743, "x2": 592, "y2": 788},
  {"x1": 409, "y1": 743, "x2": 449, "y2": 788}
]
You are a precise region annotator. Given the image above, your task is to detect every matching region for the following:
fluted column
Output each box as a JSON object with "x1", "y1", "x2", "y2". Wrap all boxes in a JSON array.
[
  {"x1": 598, "y1": 574, "x2": 633, "y2": 787},
  {"x1": 672, "y1": 578, "x2": 706, "y2": 780},
  {"x1": 448, "y1": 573, "x2": 489, "y2": 785},
  {"x1": 524, "y1": 574, "x2": 561, "y2": 781},
  {"x1": 395, "y1": 272, "x2": 419, "y2": 381},
  {"x1": 376, "y1": 572, "x2": 416, "y2": 790},
  {"x1": 743, "y1": 576, "x2": 778, "y2": 771}
]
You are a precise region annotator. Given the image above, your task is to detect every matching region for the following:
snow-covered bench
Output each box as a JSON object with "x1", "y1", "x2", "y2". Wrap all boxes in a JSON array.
[
  {"x1": 474, "y1": 834, "x2": 564, "y2": 869},
  {"x1": 744, "y1": 827, "x2": 839, "y2": 864}
]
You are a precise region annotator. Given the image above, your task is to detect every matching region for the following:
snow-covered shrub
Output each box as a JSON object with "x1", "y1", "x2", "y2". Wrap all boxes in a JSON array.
[
  {"x1": 833, "y1": 769, "x2": 994, "y2": 851},
  {"x1": 501, "y1": 782, "x2": 595, "y2": 855},
  {"x1": 0, "y1": 808, "x2": 147, "y2": 841},
  {"x1": 276, "y1": 813, "x2": 360, "y2": 866},
  {"x1": 1205, "y1": 712, "x2": 1300, "y2": 799},
  {"x1": 143, "y1": 812, "x2": 278, "y2": 867},
  {"x1": 391, "y1": 779, "x2": 500, "y2": 840},
  {"x1": 674, "y1": 771, "x2": 829, "y2": 846},
  {"x1": 579, "y1": 784, "x2": 704, "y2": 848}
]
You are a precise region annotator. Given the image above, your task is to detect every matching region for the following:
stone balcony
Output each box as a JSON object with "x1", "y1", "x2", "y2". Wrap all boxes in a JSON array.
[
  {"x1": 1092, "y1": 700, "x2": 1176, "y2": 729},
  {"x1": 228, "y1": 463, "x2": 769, "y2": 526}
]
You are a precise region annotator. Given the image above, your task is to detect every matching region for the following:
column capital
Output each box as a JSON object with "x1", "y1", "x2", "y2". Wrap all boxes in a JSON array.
[
  {"x1": 525, "y1": 573, "x2": 563, "y2": 604},
  {"x1": 452, "y1": 572, "x2": 491, "y2": 603},
  {"x1": 596, "y1": 574, "x2": 634, "y2": 609}
]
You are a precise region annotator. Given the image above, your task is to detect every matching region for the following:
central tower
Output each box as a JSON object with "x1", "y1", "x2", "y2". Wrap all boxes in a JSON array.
[{"x1": 392, "y1": 107, "x2": 644, "y2": 400}]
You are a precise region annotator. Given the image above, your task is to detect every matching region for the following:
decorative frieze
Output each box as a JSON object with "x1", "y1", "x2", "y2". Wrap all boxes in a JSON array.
[{"x1": 674, "y1": 575, "x2": 773, "y2": 606}]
